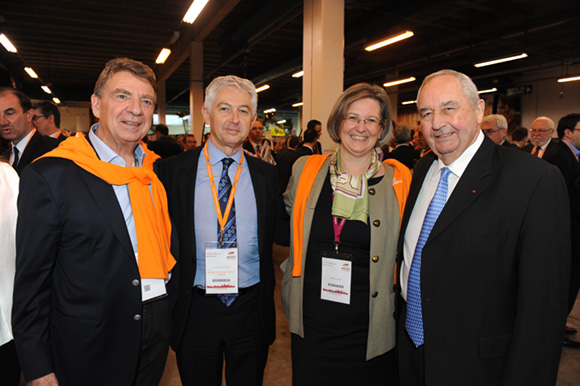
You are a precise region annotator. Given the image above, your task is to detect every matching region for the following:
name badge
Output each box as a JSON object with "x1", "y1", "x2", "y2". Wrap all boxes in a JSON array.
[
  {"x1": 320, "y1": 251, "x2": 352, "y2": 305},
  {"x1": 136, "y1": 252, "x2": 167, "y2": 302},
  {"x1": 205, "y1": 242, "x2": 239, "y2": 294}
]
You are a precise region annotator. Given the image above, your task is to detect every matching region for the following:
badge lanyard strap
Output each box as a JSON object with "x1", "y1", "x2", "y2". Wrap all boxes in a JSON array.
[
  {"x1": 204, "y1": 143, "x2": 244, "y2": 233},
  {"x1": 333, "y1": 216, "x2": 347, "y2": 254}
]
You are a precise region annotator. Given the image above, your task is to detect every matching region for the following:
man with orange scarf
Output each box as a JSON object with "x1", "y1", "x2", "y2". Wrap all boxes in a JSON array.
[{"x1": 12, "y1": 58, "x2": 175, "y2": 386}]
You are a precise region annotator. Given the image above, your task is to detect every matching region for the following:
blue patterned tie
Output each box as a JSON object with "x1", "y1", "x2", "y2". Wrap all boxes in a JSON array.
[
  {"x1": 406, "y1": 167, "x2": 451, "y2": 347},
  {"x1": 217, "y1": 158, "x2": 239, "y2": 307}
]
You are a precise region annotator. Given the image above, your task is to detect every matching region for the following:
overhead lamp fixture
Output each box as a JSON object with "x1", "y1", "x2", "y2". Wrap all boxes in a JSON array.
[
  {"x1": 156, "y1": 48, "x2": 171, "y2": 64},
  {"x1": 292, "y1": 102, "x2": 304, "y2": 107},
  {"x1": 263, "y1": 108, "x2": 276, "y2": 114},
  {"x1": 558, "y1": 75, "x2": 580, "y2": 83},
  {"x1": 478, "y1": 87, "x2": 497, "y2": 94},
  {"x1": 0, "y1": 34, "x2": 17, "y2": 53},
  {"x1": 292, "y1": 70, "x2": 304, "y2": 78},
  {"x1": 183, "y1": 0, "x2": 209, "y2": 24},
  {"x1": 383, "y1": 76, "x2": 416, "y2": 88},
  {"x1": 277, "y1": 119, "x2": 287, "y2": 124},
  {"x1": 401, "y1": 100, "x2": 416, "y2": 105},
  {"x1": 474, "y1": 53, "x2": 528, "y2": 68},
  {"x1": 41, "y1": 85, "x2": 52, "y2": 94},
  {"x1": 365, "y1": 31, "x2": 414, "y2": 52},
  {"x1": 256, "y1": 84, "x2": 270, "y2": 93},
  {"x1": 24, "y1": 67, "x2": 38, "y2": 78},
  {"x1": 52, "y1": 97, "x2": 61, "y2": 104}
]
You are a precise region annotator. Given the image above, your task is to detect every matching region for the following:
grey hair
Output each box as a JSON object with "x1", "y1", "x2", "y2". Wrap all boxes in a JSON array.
[
  {"x1": 204, "y1": 75, "x2": 257, "y2": 114},
  {"x1": 482, "y1": 114, "x2": 508, "y2": 130},
  {"x1": 417, "y1": 69, "x2": 480, "y2": 109},
  {"x1": 392, "y1": 122, "x2": 412, "y2": 143},
  {"x1": 532, "y1": 116, "x2": 555, "y2": 130}
]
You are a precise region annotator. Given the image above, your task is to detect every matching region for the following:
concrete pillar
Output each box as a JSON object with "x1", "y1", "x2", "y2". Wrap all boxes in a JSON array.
[
  {"x1": 302, "y1": 0, "x2": 344, "y2": 153},
  {"x1": 157, "y1": 80, "x2": 166, "y2": 125},
  {"x1": 189, "y1": 42, "x2": 205, "y2": 141}
]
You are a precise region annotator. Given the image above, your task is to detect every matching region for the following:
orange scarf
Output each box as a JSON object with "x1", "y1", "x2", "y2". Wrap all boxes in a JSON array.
[{"x1": 37, "y1": 134, "x2": 176, "y2": 279}]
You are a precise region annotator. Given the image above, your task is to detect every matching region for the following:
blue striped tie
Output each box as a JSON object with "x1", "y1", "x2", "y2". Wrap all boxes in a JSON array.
[
  {"x1": 217, "y1": 158, "x2": 239, "y2": 307},
  {"x1": 406, "y1": 167, "x2": 451, "y2": 347}
]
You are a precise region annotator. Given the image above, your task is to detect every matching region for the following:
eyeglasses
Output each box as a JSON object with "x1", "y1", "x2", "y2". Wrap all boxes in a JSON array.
[
  {"x1": 482, "y1": 128, "x2": 504, "y2": 135},
  {"x1": 343, "y1": 114, "x2": 381, "y2": 129},
  {"x1": 32, "y1": 114, "x2": 46, "y2": 121},
  {"x1": 530, "y1": 128, "x2": 552, "y2": 134}
]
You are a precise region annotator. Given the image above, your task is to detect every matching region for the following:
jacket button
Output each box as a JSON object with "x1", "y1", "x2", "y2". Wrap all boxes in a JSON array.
[
  {"x1": 133, "y1": 314, "x2": 142, "y2": 321},
  {"x1": 368, "y1": 188, "x2": 376, "y2": 195},
  {"x1": 372, "y1": 256, "x2": 379, "y2": 263},
  {"x1": 373, "y1": 220, "x2": 380, "y2": 227},
  {"x1": 372, "y1": 292, "x2": 378, "y2": 298},
  {"x1": 132, "y1": 279, "x2": 140, "y2": 287}
]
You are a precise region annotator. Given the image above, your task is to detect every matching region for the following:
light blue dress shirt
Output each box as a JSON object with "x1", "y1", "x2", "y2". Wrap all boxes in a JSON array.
[
  {"x1": 562, "y1": 139, "x2": 580, "y2": 161},
  {"x1": 194, "y1": 139, "x2": 260, "y2": 289}
]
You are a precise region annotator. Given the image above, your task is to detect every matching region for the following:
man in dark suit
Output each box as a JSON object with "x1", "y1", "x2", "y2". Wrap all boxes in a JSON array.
[
  {"x1": 275, "y1": 135, "x2": 300, "y2": 191},
  {"x1": 295, "y1": 127, "x2": 318, "y2": 159},
  {"x1": 481, "y1": 113, "x2": 517, "y2": 148},
  {"x1": 156, "y1": 75, "x2": 286, "y2": 386},
  {"x1": 306, "y1": 119, "x2": 323, "y2": 154},
  {"x1": 243, "y1": 119, "x2": 264, "y2": 157},
  {"x1": 529, "y1": 116, "x2": 558, "y2": 157},
  {"x1": 396, "y1": 69, "x2": 570, "y2": 386},
  {"x1": 384, "y1": 122, "x2": 420, "y2": 169},
  {"x1": 147, "y1": 123, "x2": 183, "y2": 158},
  {"x1": 32, "y1": 101, "x2": 69, "y2": 142},
  {"x1": 0, "y1": 88, "x2": 59, "y2": 175},
  {"x1": 543, "y1": 113, "x2": 580, "y2": 347},
  {"x1": 12, "y1": 58, "x2": 175, "y2": 386}
]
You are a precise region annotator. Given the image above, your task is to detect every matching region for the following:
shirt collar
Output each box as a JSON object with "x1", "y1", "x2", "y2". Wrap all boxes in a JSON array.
[
  {"x1": 13, "y1": 128, "x2": 35, "y2": 153},
  {"x1": 89, "y1": 123, "x2": 146, "y2": 167},
  {"x1": 435, "y1": 129, "x2": 484, "y2": 179},
  {"x1": 562, "y1": 139, "x2": 580, "y2": 159},
  {"x1": 206, "y1": 137, "x2": 243, "y2": 166}
]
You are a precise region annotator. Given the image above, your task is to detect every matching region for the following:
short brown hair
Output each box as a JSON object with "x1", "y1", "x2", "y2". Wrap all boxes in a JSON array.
[
  {"x1": 93, "y1": 57, "x2": 157, "y2": 98},
  {"x1": 326, "y1": 83, "x2": 392, "y2": 147}
]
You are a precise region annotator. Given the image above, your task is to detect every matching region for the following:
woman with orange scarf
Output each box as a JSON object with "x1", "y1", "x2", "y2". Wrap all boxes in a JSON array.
[{"x1": 281, "y1": 83, "x2": 411, "y2": 385}]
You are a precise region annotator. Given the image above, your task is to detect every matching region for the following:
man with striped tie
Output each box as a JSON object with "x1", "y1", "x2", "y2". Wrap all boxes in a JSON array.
[
  {"x1": 396, "y1": 69, "x2": 570, "y2": 386},
  {"x1": 156, "y1": 75, "x2": 286, "y2": 386}
]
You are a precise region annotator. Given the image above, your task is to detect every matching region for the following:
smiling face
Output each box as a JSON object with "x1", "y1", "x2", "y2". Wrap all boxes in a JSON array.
[
  {"x1": 91, "y1": 71, "x2": 155, "y2": 154},
  {"x1": 418, "y1": 75, "x2": 484, "y2": 165},
  {"x1": 339, "y1": 97, "x2": 382, "y2": 160},
  {"x1": 202, "y1": 85, "x2": 256, "y2": 155}
]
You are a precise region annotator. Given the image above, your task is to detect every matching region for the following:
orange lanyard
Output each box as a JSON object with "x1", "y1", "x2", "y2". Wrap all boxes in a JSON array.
[{"x1": 204, "y1": 142, "x2": 244, "y2": 233}]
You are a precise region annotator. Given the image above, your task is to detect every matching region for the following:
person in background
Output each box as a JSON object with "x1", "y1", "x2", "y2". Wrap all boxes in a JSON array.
[
  {"x1": 184, "y1": 134, "x2": 197, "y2": 150},
  {"x1": 306, "y1": 119, "x2": 323, "y2": 154},
  {"x1": 295, "y1": 128, "x2": 318, "y2": 159},
  {"x1": 397, "y1": 69, "x2": 569, "y2": 386},
  {"x1": 12, "y1": 57, "x2": 176, "y2": 386},
  {"x1": 282, "y1": 82, "x2": 411, "y2": 386},
  {"x1": 32, "y1": 101, "x2": 68, "y2": 142},
  {"x1": 510, "y1": 126, "x2": 529, "y2": 149},
  {"x1": 528, "y1": 116, "x2": 558, "y2": 157},
  {"x1": 276, "y1": 135, "x2": 301, "y2": 192},
  {"x1": 384, "y1": 122, "x2": 420, "y2": 169},
  {"x1": 0, "y1": 162, "x2": 19, "y2": 386},
  {"x1": 148, "y1": 123, "x2": 183, "y2": 158},
  {"x1": 481, "y1": 114, "x2": 517, "y2": 148}
]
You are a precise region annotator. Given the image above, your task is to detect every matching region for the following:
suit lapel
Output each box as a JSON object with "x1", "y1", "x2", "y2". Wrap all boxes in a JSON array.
[
  {"x1": 16, "y1": 130, "x2": 41, "y2": 173},
  {"x1": 246, "y1": 157, "x2": 265, "y2": 254},
  {"x1": 180, "y1": 149, "x2": 201, "y2": 256}
]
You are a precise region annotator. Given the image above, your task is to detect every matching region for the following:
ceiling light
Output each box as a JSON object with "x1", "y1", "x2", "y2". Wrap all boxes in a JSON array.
[
  {"x1": 401, "y1": 100, "x2": 416, "y2": 105},
  {"x1": 292, "y1": 71, "x2": 304, "y2": 78},
  {"x1": 183, "y1": 0, "x2": 209, "y2": 24},
  {"x1": 558, "y1": 75, "x2": 580, "y2": 83},
  {"x1": 0, "y1": 34, "x2": 17, "y2": 53},
  {"x1": 24, "y1": 67, "x2": 38, "y2": 78},
  {"x1": 277, "y1": 119, "x2": 287, "y2": 124},
  {"x1": 474, "y1": 53, "x2": 528, "y2": 68},
  {"x1": 478, "y1": 87, "x2": 497, "y2": 94},
  {"x1": 256, "y1": 84, "x2": 270, "y2": 93},
  {"x1": 365, "y1": 31, "x2": 414, "y2": 52},
  {"x1": 41, "y1": 85, "x2": 52, "y2": 94},
  {"x1": 292, "y1": 102, "x2": 304, "y2": 107},
  {"x1": 156, "y1": 48, "x2": 172, "y2": 64},
  {"x1": 383, "y1": 76, "x2": 416, "y2": 88},
  {"x1": 263, "y1": 108, "x2": 276, "y2": 114},
  {"x1": 52, "y1": 97, "x2": 61, "y2": 104}
]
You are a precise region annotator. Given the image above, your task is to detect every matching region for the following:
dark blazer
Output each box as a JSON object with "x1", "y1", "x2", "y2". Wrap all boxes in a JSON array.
[
  {"x1": 2, "y1": 130, "x2": 59, "y2": 175},
  {"x1": 275, "y1": 148, "x2": 299, "y2": 191},
  {"x1": 500, "y1": 139, "x2": 518, "y2": 149},
  {"x1": 527, "y1": 138, "x2": 559, "y2": 157},
  {"x1": 243, "y1": 139, "x2": 259, "y2": 156},
  {"x1": 543, "y1": 139, "x2": 580, "y2": 312},
  {"x1": 13, "y1": 158, "x2": 146, "y2": 385},
  {"x1": 156, "y1": 147, "x2": 287, "y2": 351},
  {"x1": 384, "y1": 143, "x2": 419, "y2": 169},
  {"x1": 396, "y1": 136, "x2": 570, "y2": 386},
  {"x1": 295, "y1": 144, "x2": 314, "y2": 159}
]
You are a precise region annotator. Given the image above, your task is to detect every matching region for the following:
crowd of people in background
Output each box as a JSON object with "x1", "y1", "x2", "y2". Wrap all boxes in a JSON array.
[{"x1": 1, "y1": 58, "x2": 579, "y2": 386}]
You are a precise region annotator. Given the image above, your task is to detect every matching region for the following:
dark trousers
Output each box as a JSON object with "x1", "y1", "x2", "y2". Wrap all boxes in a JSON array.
[
  {"x1": 132, "y1": 296, "x2": 171, "y2": 386},
  {"x1": 177, "y1": 285, "x2": 269, "y2": 386},
  {"x1": 0, "y1": 340, "x2": 21, "y2": 386},
  {"x1": 397, "y1": 299, "x2": 426, "y2": 386}
]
